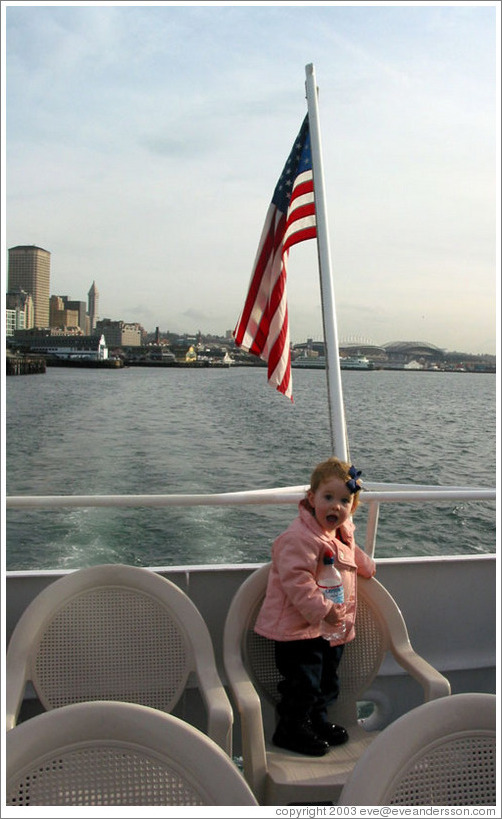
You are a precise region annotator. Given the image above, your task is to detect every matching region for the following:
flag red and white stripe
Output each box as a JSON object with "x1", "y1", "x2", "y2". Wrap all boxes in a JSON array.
[{"x1": 233, "y1": 116, "x2": 316, "y2": 401}]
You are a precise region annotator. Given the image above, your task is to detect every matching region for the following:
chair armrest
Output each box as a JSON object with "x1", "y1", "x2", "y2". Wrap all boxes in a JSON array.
[
  {"x1": 224, "y1": 640, "x2": 268, "y2": 802},
  {"x1": 235, "y1": 680, "x2": 268, "y2": 803},
  {"x1": 198, "y1": 672, "x2": 234, "y2": 756},
  {"x1": 5, "y1": 707, "x2": 20, "y2": 733},
  {"x1": 226, "y1": 671, "x2": 268, "y2": 802},
  {"x1": 184, "y1": 607, "x2": 234, "y2": 755},
  {"x1": 5, "y1": 638, "x2": 32, "y2": 731},
  {"x1": 222, "y1": 564, "x2": 272, "y2": 802},
  {"x1": 389, "y1": 643, "x2": 451, "y2": 700},
  {"x1": 361, "y1": 577, "x2": 451, "y2": 701}
]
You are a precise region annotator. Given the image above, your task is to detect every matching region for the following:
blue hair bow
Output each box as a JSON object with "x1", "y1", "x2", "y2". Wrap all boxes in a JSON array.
[{"x1": 346, "y1": 465, "x2": 362, "y2": 494}]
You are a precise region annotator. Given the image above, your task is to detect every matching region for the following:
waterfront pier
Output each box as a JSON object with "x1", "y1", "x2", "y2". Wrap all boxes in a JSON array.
[{"x1": 6, "y1": 354, "x2": 46, "y2": 376}]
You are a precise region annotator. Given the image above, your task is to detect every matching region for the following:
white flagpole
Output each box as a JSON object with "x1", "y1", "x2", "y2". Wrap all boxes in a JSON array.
[{"x1": 305, "y1": 63, "x2": 349, "y2": 461}]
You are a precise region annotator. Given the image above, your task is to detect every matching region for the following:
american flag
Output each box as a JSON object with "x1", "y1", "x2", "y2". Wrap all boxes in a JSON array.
[{"x1": 233, "y1": 115, "x2": 316, "y2": 401}]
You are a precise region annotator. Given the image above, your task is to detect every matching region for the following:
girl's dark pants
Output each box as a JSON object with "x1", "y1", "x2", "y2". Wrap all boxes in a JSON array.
[{"x1": 274, "y1": 637, "x2": 344, "y2": 725}]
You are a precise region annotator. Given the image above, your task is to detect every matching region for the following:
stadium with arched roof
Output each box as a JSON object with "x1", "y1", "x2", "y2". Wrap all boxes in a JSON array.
[{"x1": 383, "y1": 341, "x2": 445, "y2": 364}]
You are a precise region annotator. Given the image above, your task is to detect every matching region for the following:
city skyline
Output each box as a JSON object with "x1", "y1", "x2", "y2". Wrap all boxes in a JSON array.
[
  {"x1": 3, "y1": 3, "x2": 498, "y2": 356},
  {"x1": 5, "y1": 244, "x2": 494, "y2": 359}
]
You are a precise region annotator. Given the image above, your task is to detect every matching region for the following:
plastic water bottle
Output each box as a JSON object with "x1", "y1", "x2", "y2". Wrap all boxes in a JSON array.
[{"x1": 317, "y1": 550, "x2": 346, "y2": 641}]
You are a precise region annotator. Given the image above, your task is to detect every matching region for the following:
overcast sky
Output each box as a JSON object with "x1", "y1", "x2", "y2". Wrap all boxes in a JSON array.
[{"x1": 2, "y1": 1, "x2": 499, "y2": 354}]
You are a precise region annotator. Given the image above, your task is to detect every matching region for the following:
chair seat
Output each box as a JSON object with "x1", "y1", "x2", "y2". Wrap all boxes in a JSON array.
[{"x1": 264, "y1": 722, "x2": 378, "y2": 804}]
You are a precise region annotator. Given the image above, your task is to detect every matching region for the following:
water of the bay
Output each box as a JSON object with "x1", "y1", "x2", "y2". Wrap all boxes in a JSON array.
[{"x1": 5, "y1": 366, "x2": 496, "y2": 570}]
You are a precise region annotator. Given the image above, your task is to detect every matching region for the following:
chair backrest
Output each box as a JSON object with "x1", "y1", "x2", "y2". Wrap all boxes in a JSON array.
[
  {"x1": 6, "y1": 564, "x2": 232, "y2": 752},
  {"x1": 6, "y1": 701, "x2": 258, "y2": 806},
  {"x1": 234, "y1": 562, "x2": 391, "y2": 726},
  {"x1": 338, "y1": 693, "x2": 496, "y2": 805}
]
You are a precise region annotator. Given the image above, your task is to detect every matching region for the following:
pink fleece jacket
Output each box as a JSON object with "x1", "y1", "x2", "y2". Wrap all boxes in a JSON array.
[{"x1": 254, "y1": 500, "x2": 376, "y2": 645}]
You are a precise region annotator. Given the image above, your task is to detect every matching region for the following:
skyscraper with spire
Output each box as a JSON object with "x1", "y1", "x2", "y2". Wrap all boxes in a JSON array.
[{"x1": 88, "y1": 281, "x2": 99, "y2": 331}]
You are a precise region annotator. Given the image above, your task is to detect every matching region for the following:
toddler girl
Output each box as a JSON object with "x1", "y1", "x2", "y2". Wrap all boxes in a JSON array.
[{"x1": 254, "y1": 457, "x2": 376, "y2": 756}]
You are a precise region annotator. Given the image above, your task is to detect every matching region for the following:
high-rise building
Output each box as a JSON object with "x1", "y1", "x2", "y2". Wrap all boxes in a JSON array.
[
  {"x1": 60, "y1": 297, "x2": 87, "y2": 331},
  {"x1": 49, "y1": 296, "x2": 81, "y2": 330},
  {"x1": 88, "y1": 281, "x2": 99, "y2": 331},
  {"x1": 8, "y1": 245, "x2": 51, "y2": 328},
  {"x1": 6, "y1": 287, "x2": 34, "y2": 330}
]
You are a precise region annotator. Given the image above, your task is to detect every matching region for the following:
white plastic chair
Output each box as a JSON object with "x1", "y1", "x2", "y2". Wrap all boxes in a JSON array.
[
  {"x1": 5, "y1": 700, "x2": 258, "y2": 806},
  {"x1": 6, "y1": 563, "x2": 233, "y2": 754},
  {"x1": 223, "y1": 563, "x2": 451, "y2": 805},
  {"x1": 338, "y1": 692, "x2": 496, "y2": 805}
]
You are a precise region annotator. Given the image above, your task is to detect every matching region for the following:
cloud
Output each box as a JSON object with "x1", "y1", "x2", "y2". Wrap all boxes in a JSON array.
[
  {"x1": 4, "y1": 3, "x2": 497, "y2": 355},
  {"x1": 182, "y1": 308, "x2": 212, "y2": 323}
]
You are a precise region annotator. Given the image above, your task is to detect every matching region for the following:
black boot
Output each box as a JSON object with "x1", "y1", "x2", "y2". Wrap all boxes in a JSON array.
[
  {"x1": 272, "y1": 717, "x2": 329, "y2": 756},
  {"x1": 311, "y1": 716, "x2": 349, "y2": 746}
]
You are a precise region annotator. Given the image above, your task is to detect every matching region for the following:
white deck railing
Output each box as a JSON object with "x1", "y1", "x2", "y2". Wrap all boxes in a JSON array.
[{"x1": 6, "y1": 484, "x2": 495, "y2": 559}]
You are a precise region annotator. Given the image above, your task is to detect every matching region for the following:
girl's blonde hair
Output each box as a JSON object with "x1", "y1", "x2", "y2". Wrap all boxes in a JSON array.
[{"x1": 309, "y1": 457, "x2": 362, "y2": 513}]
